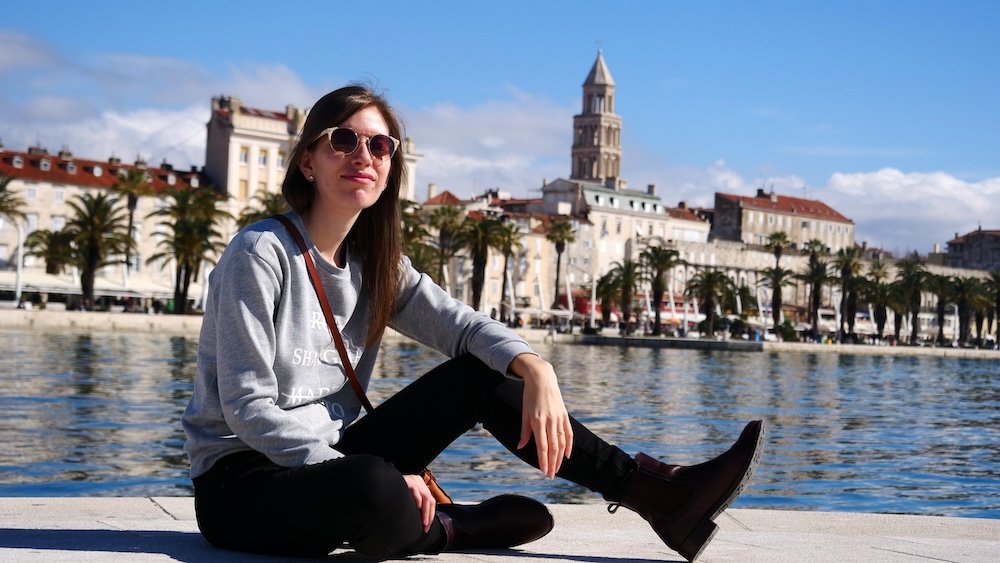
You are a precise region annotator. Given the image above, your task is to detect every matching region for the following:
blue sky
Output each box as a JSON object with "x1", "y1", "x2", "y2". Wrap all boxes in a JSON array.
[{"x1": 2, "y1": 0, "x2": 998, "y2": 256}]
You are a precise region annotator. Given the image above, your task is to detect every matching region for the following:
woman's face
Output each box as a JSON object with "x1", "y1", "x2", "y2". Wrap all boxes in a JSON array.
[{"x1": 299, "y1": 105, "x2": 393, "y2": 217}]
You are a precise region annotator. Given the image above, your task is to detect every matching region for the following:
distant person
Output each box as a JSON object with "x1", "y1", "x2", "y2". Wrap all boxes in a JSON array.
[{"x1": 182, "y1": 85, "x2": 764, "y2": 562}]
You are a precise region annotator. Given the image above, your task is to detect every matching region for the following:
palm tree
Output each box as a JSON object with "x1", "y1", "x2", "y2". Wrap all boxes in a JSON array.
[
  {"x1": 639, "y1": 245, "x2": 684, "y2": 336},
  {"x1": 833, "y1": 246, "x2": 865, "y2": 342},
  {"x1": 685, "y1": 268, "x2": 735, "y2": 338},
  {"x1": 984, "y1": 270, "x2": 1000, "y2": 343},
  {"x1": 861, "y1": 258, "x2": 892, "y2": 339},
  {"x1": 894, "y1": 253, "x2": 927, "y2": 344},
  {"x1": 926, "y1": 274, "x2": 952, "y2": 345},
  {"x1": 237, "y1": 189, "x2": 288, "y2": 229},
  {"x1": 147, "y1": 187, "x2": 230, "y2": 314},
  {"x1": 0, "y1": 173, "x2": 26, "y2": 225},
  {"x1": 759, "y1": 265, "x2": 796, "y2": 336},
  {"x1": 595, "y1": 271, "x2": 619, "y2": 327},
  {"x1": 458, "y1": 216, "x2": 502, "y2": 311},
  {"x1": 0, "y1": 173, "x2": 26, "y2": 274},
  {"x1": 608, "y1": 259, "x2": 644, "y2": 335},
  {"x1": 766, "y1": 231, "x2": 791, "y2": 267},
  {"x1": 428, "y1": 205, "x2": 464, "y2": 291},
  {"x1": 952, "y1": 276, "x2": 985, "y2": 346},
  {"x1": 24, "y1": 229, "x2": 76, "y2": 274},
  {"x1": 400, "y1": 199, "x2": 435, "y2": 275},
  {"x1": 111, "y1": 168, "x2": 152, "y2": 271},
  {"x1": 65, "y1": 192, "x2": 132, "y2": 309},
  {"x1": 546, "y1": 220, "x2": 576, "y2": 309},
  {"x1": 492, "y1": 221, "x2": 523, "y2": 323},
  {"x1": 797, "y1": 255, "x2": 834, "y2": 338},
  {"x1": 887, "y1": 281, "x2": 909, "y2": 343}
]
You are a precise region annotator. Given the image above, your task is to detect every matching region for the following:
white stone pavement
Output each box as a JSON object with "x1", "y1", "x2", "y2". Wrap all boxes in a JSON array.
[{"x1": 0, "y1": 498, "x2": 997, "y2": 562}]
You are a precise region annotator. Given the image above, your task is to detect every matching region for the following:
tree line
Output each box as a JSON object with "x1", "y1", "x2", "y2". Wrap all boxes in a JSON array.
[{"x1": 3, "y1": 177, "x2": 998, "y2": 344}]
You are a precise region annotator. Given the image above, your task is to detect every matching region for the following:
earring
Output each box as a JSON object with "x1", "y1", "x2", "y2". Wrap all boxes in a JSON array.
[{"x1": 308, "y1": 175, "x2": 315, "y2": 182}]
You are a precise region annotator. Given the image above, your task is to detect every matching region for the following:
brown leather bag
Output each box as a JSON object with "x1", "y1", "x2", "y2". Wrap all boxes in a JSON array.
[{"x1": 274, "y1": 214, "x2": 453, "y2": 505}]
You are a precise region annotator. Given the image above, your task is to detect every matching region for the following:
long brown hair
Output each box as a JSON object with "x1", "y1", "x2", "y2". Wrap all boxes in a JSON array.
[{"x1": 282, "y1": 85, "x2": 404, "y2": 347}]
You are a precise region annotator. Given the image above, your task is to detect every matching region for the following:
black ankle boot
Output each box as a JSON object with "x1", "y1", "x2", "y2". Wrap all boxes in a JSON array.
[
  {"x1": 612, "y1": 420, "x2": 765, "y2": 562},
  {"x1": 435, "y1": 494, "x2": 554, "y2": 551}
]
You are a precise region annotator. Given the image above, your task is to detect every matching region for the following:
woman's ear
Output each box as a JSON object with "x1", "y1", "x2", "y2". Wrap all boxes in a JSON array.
[{"x1": 298, "y1": 150, "x2": 314, "y2": 181}]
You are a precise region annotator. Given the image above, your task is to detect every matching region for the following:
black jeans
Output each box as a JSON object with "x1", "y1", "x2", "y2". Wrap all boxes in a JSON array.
[{"x1": 193, "y1": 354, "x2": 637, "y2": 558}]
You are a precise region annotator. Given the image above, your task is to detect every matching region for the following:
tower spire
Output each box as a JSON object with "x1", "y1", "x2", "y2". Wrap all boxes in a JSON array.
[{"x1": 571, "y1": 51, "x2": 622, "y2": 186}]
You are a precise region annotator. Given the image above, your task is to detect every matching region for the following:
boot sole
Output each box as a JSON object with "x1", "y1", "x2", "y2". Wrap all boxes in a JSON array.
[
  {"x1": 709, "y1": 419, "x2": 765, "y2": 521},
  {"x1": 677, "y1": 420, "x2": 766, "y2": 562}
]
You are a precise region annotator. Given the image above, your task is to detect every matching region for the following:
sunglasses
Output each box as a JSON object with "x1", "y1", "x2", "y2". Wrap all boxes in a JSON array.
[{"x1": 314, "y1": 127, "x2": 400, "y2": 160}]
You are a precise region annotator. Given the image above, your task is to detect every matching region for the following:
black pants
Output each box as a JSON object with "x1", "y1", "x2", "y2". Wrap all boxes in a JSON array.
[{"x1": 193, "y1": 354, "x2": 637, "y2": 558}]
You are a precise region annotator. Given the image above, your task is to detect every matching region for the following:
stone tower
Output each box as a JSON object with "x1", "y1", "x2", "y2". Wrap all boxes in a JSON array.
[{"x1": 571, "y1": 50, "x2": 622, "y2": 186}]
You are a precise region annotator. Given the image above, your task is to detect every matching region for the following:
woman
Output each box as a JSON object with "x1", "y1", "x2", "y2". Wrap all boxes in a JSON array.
[{"x1": 183, "y1": 85, "x2": 764, "y2": 561}]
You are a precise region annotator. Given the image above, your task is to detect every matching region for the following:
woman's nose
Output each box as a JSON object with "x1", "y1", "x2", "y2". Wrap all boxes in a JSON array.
[{"x1": 351, "y1": 138, "x2": 374, "y2": 165}]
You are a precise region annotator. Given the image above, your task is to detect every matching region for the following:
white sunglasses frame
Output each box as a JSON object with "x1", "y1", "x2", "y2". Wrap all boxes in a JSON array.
[{"x1": 313, "y1": 127, "x2": 400, "y2": 160}]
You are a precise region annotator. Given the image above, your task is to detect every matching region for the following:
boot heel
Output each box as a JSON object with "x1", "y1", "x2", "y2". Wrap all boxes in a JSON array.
[{"x1": 676, "y1": 519, "x2": 718, "y2": 562}]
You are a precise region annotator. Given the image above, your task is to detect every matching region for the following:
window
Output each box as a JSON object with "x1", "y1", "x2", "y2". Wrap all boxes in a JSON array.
[
  {"x1": 26, "y1": 213, "x2": 38, "y2": 231},
  {"x1": 54, "y1": 189, "x2": 64, "y2": 202},
  {"x1": 615, "y1": 219, "x2": 622, "y2": 234},
  {"x1": 26, "y1": 187, "x2": 37, "y2": 201},
  {"x1": 190, "y1": 176, "x2": 199, "y2": 188},
  {"x1": 51, "y1": 215, "x2": 65, "y2": 230},
  {"x1": 239, "y1": 146, "x2": 249, "y2": 164},
  {"x1": 239, "y1": 179, "x2": 249, "y2": 200},
  {"x1": 595, "y1": 195, "x2": 603, "y2": 205},
  {"x1": 12, "y1": 156, "x2": 23, "y2": 168},
  {"x1": 277, "y1": 151, "x2": 286, "y2": 168},
  {"x1": 67, "y1": 162, "x2": 77, "y2": 174},
  {"x1": 258, "y1": 150, "x2": 268, "y2": 167},
  {"x1": 40, "y1": 159, "x2": 51, "y2": 171},
  {"x1": 167, "y1": 174, "x2": 176, "y2": 186},
  {"x1": 93, "y1": 165, "x2": 103, "y2": 177},
  {"x1": 802, "y1": 221, "x2": 810, "y2": 229}
]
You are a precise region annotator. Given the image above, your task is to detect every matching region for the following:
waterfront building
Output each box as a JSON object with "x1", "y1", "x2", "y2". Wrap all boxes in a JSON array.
[
  {"x1": 203, "y1": 95, "x2": 424, "y2": 243},
  {"x1": 0, "y1": 144, "x2": 205, "y2": 302},
  {"x1": 944, "y1": 227, "x2": 1000, "y2": 271},
  {"x1": 532, "y1": 52, "x2": 711, "y2": 302},
  {"x1": 710, "y1": 188, "x2": 855, "y2": 253}
]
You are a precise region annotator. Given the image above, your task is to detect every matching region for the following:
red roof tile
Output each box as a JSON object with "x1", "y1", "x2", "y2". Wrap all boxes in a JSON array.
[
  {"x1": 0, "y1": 148, "x2": 204, "y2": 193},
  {"x1": 423, "y1": 190, "x2": 463, "y2": 206},
  {"x1": 717, "y1": 192, "x2": 852, "y2": 223}
]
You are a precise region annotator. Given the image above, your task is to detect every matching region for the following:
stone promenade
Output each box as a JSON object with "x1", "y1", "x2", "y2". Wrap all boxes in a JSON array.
[{"x1": 0, "y1": 498, "x2": 997, "y2": 562}]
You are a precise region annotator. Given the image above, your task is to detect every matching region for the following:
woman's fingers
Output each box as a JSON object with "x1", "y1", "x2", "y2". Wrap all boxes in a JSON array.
[{"x1": 402, "y1": 474, "x2": 436, "y2": 532}]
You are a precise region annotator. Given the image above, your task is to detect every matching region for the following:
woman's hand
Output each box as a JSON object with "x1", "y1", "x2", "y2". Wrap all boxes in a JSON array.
[
  {"x1": 402, "y1": 473, "x2": 436, "y2": 532},
  {"x1": 509, "y1": 353, "x2": 574, "y2": 479}
]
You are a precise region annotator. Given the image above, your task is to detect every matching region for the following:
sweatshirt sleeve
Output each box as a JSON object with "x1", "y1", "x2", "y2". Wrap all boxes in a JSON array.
[
  {"x1": 389, "y1": 257, "x2": 534, "y2": 374},
  {"x1": 209, "y1": 237, "x2": 342, "y2": 467}
]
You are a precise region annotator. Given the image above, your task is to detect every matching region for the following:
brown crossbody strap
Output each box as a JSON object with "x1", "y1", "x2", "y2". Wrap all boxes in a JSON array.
[{"x1": 272, "y1": 214, "x2": 375, "y2": 414}]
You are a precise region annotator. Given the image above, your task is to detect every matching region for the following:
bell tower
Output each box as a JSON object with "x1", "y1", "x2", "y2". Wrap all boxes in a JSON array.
[{"x1": 571, "y1": 50, "x2": 622, "y2": 186}]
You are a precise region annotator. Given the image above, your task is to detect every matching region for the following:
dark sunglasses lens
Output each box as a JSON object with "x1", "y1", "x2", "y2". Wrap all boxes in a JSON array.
[
  {"x1": 368, "y1": 135, "x2": 395, "y2": 158},
  {"x1": 329, "y1": 128, "x2": 359, "y2": 154}
]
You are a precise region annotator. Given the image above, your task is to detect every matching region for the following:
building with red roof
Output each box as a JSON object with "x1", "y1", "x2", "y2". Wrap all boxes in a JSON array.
[
  {"x1": 946, "y1": 227, "x2": 1000, "y2": 271},
  {"x1": 711, "y1": 188, "x2": 855, "y2": 252}
]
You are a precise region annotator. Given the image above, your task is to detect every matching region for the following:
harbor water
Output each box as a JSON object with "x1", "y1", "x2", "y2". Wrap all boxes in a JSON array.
[{"x1": 0, "y1": 329, "x2": 997, "y2": 518}]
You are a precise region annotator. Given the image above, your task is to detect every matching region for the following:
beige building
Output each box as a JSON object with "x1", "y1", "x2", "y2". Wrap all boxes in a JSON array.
[
  {"x1": 711, "y1": 188, "x2": 855, "y2": 253},
  {"x1": 0, "y1": 144, "x2": 204, "y2": 301},
  {"x1": 204, "y1": 95, "x2": 424, "y2": 243},
  {"x1": 945, "y1": 227, "x2": 1000, "y2": 271}
]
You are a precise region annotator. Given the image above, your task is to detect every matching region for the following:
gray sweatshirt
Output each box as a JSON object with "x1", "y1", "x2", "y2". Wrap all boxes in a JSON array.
[{"x1": 182, "y1": 212, "x2": 533, "y2": 478}]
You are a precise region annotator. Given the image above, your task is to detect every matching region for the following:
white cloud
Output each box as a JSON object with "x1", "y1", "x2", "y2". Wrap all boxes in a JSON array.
[
  {"x1": 404, "y1": 89, "x2": 571, "y2": 198},
  {"x1": 0, "y1": 31, "x2": 60, "y2": 72},
  {"x1": 822, "y1": 169, "x2": 1000, "y2": 253},
  {"x1": 4, "y1": 105, "x2": 207, "y2": 170}
]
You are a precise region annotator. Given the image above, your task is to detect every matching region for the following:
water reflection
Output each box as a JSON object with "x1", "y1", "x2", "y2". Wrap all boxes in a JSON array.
[{"x1": 0, "y1": 330, "x2": 997, "y2": 517}]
